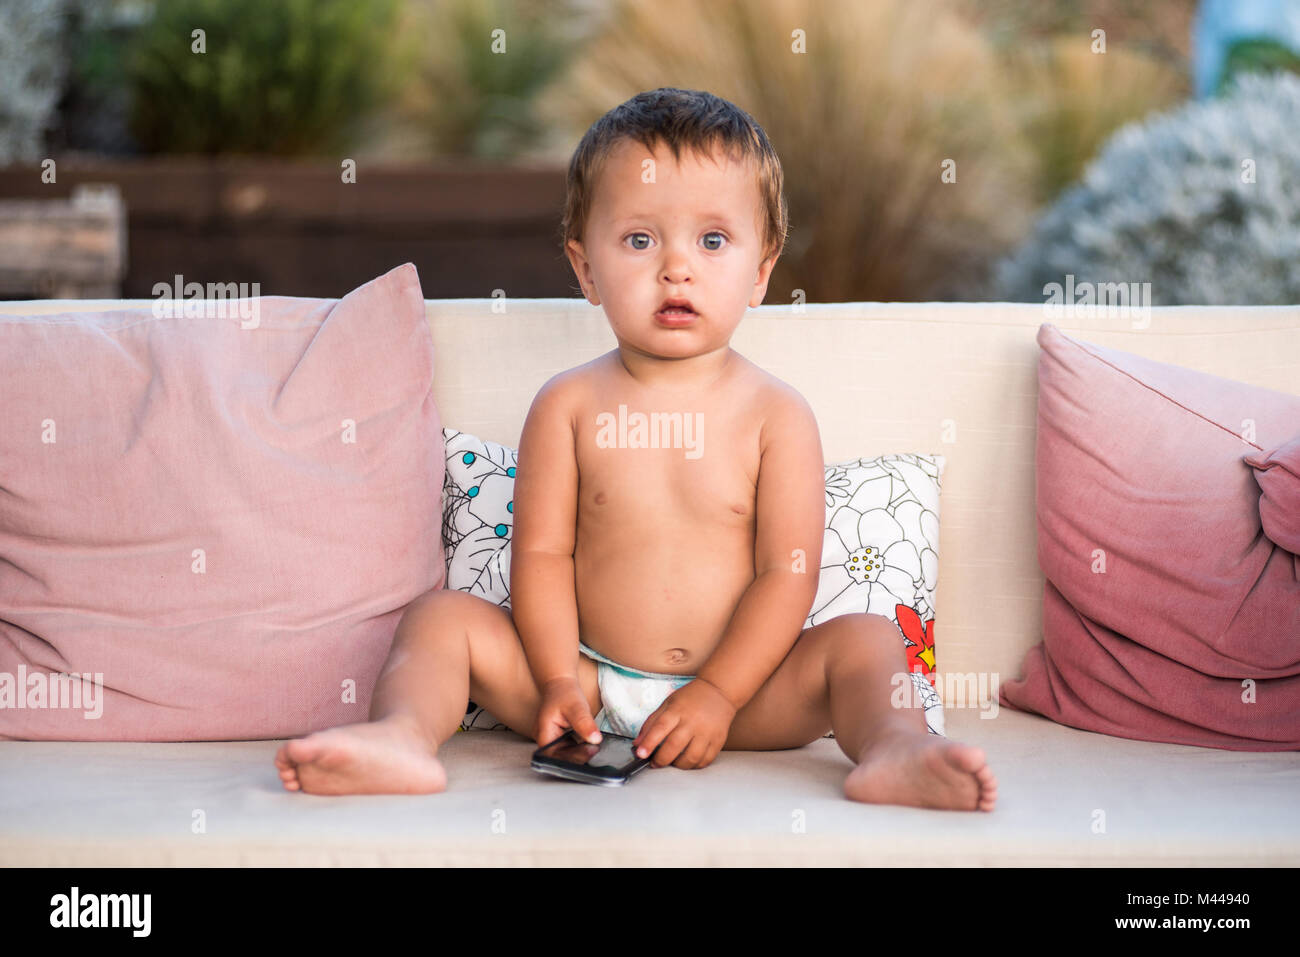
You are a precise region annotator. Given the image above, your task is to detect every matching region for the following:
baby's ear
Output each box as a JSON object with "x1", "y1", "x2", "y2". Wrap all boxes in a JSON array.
[
  {"x1": 749, "y1": 253, "x2": 778, "y2": 308},
  {"x1": 565, "y1": 239, "x2": 600, "y2": 306}
]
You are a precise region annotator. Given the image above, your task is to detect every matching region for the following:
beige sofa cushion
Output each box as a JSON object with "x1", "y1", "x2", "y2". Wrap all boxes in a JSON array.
[{"x1": 2, "y1": 708, "x2": 1296, "y2": 866}]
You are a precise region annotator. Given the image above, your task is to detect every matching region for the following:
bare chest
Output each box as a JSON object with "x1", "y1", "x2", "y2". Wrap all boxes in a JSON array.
[{"x1": 573, "y1": 398, "x2": 760, "y2": 529}]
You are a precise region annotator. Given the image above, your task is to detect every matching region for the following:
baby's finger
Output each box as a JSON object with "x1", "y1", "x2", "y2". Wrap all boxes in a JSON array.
[
  {"x1": 534, "y1": 715, "x2": 560, "y2": 747},
  {"x1": 634, "y1": 712, "x2": 669, "y2": 759},
  {"x1": 642, "y1": 717, "x2": 685, "y2": 766},
  {"x1": 534, "y1": 707, "x2": 570, "y2": 746},
  {"x1": 654, "y1": 726, "x2": 696, "y2": 769},
  {"x1": 632, "y1": 709, "x2": 661, "y2": 754},
  {"x1": 567, "y1": 703, "x2": 601, "y2": 744},
  {"x1": 676, "y1": 736, "x2": 711, "y2": 770}
]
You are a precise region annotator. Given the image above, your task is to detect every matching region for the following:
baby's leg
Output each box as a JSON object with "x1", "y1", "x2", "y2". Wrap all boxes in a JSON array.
[
  {"x1": 724, "y1": 613, "x2": 996, "y2": 811},
  {"x1": 275, "y1": 589, "x2": 593, "y2": 795}
]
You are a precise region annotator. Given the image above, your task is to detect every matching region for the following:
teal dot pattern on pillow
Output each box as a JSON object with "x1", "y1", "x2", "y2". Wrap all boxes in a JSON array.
[
  {"x1": 442, "y1": 429, "x2": 516, "y2": 608},
  {"x1": 446, "y1": 428, "x2": 946, "y2": 738},
  {"x1": 442, "y1": 429, "x2": 515, "y2": 732}
]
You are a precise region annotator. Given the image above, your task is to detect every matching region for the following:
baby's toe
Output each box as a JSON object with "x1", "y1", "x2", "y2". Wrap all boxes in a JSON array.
[
  {"x1": 950, "y1": 744, "x2": 986, "y2": 773},
  {"x1": 285, "y1": 735, "x2": 325, "y2": 766},
  {"x1": 273, "y1": 744, "x2": 294, "y2": 771}
]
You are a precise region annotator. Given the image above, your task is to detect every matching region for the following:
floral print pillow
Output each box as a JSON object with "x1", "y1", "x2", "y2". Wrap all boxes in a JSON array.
[
  {"x1": 443, "y1": 429, "x2": 945, "y2": 737},
  {"x1": 810, "y1": 455, "x2": 946, "y2": 737}
]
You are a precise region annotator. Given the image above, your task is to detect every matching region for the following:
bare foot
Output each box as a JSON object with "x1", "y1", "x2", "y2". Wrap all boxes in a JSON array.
[
  {"x1": 273, "y1": 716, "x2": 448, "y2": 796},
  {"x1": 844, "y1": 727, "x2": 997, "y2": 811}
]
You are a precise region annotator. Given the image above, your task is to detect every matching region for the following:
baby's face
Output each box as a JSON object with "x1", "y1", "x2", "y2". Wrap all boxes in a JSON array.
[{"x1": 566, "y1": 138, "x2": 777, "y2": 363}]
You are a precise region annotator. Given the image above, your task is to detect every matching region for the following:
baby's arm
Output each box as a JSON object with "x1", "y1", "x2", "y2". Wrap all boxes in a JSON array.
[
  {"x1": 510, "y1": 375, "x2": 588, "y2": 698},
  {"x1": 694, "y1": 386, "x2": 826, "y2": 711}
]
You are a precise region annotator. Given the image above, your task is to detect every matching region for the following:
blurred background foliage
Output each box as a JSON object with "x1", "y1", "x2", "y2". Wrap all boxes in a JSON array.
[
  {"x1": 1004, "y1": 37, "x2": 1188, "y2": 203},
  {"x1": 537, "y1": 0, "x2": 1036, "y2": 302},
  {"x1": 399, "y1": 0, "x2": 591, "y2": 160},
  {"x1": 5, "y1": 0, "x2": 1299, "y2": 301},
  {"x1": 0, "y1": 0, "x2": 67, "y2": 165},
  {"x1": 1219, "y1": 36, "x2": 1300, "y2": 91},
  {"x1": 997, "y1": 71, "x2": 1300, "y2": 305},
  {"x1": 126, "y1": 0, "x2": 407, "y2": 155}
]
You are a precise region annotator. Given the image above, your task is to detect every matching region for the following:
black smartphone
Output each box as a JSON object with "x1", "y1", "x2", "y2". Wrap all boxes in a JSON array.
[{"x1": 530, "y1": 729, "x2": 652, "y2": 786}]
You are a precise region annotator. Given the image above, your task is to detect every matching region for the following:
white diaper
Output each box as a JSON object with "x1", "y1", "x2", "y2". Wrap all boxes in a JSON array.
[{"x1": 577, "y1": 641, "x2": 695, "y2": 738}]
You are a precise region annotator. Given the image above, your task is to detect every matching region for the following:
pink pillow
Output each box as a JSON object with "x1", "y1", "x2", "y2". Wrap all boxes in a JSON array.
[
  {"x1": 1245, "y1": 435, "x2": 1300, "y2": 554},
  {"x1": 1001, "y1": 324, "x2": 1300, "y2": 751},
  {"x1": 0, "y1": 263, "x2": 445, "y2": 741}
]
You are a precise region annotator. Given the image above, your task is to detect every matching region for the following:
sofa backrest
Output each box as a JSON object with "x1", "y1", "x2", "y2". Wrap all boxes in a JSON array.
[{"x1": 6, "y1": 296, "x2": 1298, "y2": 685}]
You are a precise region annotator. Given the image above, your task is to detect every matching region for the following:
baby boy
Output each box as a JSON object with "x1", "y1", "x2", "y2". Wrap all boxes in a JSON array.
[{"x1": 276, "y1": 88, "x2": 996, "y2": 811}]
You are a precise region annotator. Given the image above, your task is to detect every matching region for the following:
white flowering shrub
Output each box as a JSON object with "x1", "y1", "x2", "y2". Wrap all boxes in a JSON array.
[
  {"x1": 0, "y1": 0, "x2": 68, "y2": 165},
  {"x1": 997, "y1": 72, "x2": 1300, "y2": 305}
]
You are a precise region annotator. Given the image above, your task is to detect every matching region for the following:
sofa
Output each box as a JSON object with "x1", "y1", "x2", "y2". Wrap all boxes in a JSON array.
[{"x1": 2, "y1": 290, "x2": 1298, "y2": 867}]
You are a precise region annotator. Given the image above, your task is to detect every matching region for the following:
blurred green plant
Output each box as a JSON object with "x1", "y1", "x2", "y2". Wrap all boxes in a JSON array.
[
  {"x1": 959, "y1": 0, "x2": 1196, "y2": 68},
  {"x1": 539, "y1": 0, "x2": 1036, "y2": 302},
  {"x1": 1007, "y1": 36, "x2": 1188, "y2": 203},
  {"x1": 51, "y1": 0, "x2": 148, "y2": 155},
  {"x1": 127, "y1": 0, "x2": 405, "y2": 155},
  {"x1": 1219, "y1": 37, "x2": 1300, "y2": 93},
  {"x1": 405, "y1": 0, "x2": 590, "y2": 160}
]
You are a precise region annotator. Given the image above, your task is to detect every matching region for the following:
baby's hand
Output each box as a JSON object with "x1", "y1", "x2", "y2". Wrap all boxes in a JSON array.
[
  {"x1": 535, "y1": 675, "x2": 602, "y2": 747},
  {"x1": 633, "y1": 678, "x2": 737, "y2": 770}
]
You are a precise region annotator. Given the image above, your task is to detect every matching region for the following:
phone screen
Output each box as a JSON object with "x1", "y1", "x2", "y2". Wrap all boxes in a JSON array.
[{"x1": 536, "y1": 730, "x2": 640, "y2": 771}]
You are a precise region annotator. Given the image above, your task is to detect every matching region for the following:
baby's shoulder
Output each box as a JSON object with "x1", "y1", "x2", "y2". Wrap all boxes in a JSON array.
[
  {"x1": 534, "y1": 357, "x2": 604, "y2": 405},
  {"x1": 728, "y1": 362, "x2": 820, "y2": 451},
  {"x1": 731, "y1": 356, "x2": 812, "y2": 417}
]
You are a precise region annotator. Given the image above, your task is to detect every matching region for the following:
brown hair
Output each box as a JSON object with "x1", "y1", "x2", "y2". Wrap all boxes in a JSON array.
[{"x1": 561, "y1": 87, "x2": 788, "y2": 264}]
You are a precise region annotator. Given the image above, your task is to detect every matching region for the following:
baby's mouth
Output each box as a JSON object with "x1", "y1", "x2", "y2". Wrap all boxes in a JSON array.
[{"x1": 656, "y1": 298, "x2": 697, "y2": 318}]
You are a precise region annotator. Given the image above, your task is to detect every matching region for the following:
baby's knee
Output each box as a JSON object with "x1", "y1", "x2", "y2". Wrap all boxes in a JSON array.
[
  {"x1": 816, "y1": 613, "x2": 902, "y2": 657},
  {"x1": 404, "y1": 585, "x2": 482, "y2": 617},
  {"x1": 806, "y1": 611, "x2": 884, "y2": 639},
  {"x1": 859, "y1": 613, "x2": 903, "y2": 639},
  {"x1": 397, "y1": 587, "x2": 479, "y2": 641}
]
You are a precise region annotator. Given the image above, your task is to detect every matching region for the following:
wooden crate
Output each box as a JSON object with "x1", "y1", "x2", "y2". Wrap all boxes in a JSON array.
[{"x1": 0, "y1": 184, "x2": 126, "y2": 299}]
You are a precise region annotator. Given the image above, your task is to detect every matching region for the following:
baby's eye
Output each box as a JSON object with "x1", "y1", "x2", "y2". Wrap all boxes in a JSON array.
[
  {"x1": 701, "y1": 232, "x2": 728, "y2": 251},
  {"x1": 625, "y1": 233, "x2": 653, "y2": 251}
]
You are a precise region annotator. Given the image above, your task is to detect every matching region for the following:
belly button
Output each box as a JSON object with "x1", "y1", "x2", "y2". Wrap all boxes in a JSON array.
[
  {"x1": 665, "y1": 647, "x2": 690, "y2": 664},
  {"x1": 594, "y1": 491, "x2": 606, "y2": 505}
]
